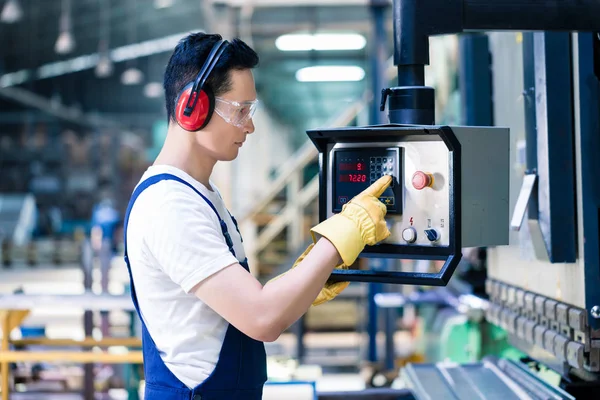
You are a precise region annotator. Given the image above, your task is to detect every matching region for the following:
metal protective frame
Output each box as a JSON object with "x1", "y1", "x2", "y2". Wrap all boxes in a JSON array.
[
  {"x1": 307, "y1": 124, "x2": 461, "y2": 286},
  {"x1": 574, "y1": 32, "x2": 600, "y2": 331}
]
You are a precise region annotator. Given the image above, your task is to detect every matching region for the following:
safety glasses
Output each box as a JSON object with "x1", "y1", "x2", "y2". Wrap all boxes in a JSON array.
[{"x1": 214, "y1": 97, "x2": 259, "y2": 128}]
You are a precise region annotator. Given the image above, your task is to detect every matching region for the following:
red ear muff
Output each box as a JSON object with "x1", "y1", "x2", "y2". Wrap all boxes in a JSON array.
[
  {"x1": 175, "y1": 83, "x2": 215, "y2": 131},
  {"x1": 173, "y1": 39, "x2": 227, "y2": 131}
]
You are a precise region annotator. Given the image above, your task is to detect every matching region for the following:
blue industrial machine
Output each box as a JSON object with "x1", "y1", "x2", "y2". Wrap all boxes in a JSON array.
[{"x1": 308, "y1": 0, "x2": 600, "y2": 398}]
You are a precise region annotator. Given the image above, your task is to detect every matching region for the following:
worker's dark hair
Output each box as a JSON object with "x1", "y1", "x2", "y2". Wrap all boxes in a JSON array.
[{"x1": 163, "y1": 32, "x2": 259, "y2": 123}]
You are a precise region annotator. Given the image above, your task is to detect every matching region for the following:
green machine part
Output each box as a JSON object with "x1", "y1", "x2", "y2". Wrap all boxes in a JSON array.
[{"x1": 419, "y1": 306, "x2": 524, "y2": 364}]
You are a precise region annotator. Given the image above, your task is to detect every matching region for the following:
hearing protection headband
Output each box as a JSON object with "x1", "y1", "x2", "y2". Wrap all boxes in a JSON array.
[{"x1": 183, "y1": 39, "x2": 230, "y2": 117}]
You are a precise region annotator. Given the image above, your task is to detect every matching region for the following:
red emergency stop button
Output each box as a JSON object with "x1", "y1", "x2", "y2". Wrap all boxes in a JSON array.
[{"x1": 412, "y1": 171, "x2": 433, "y2": 190}]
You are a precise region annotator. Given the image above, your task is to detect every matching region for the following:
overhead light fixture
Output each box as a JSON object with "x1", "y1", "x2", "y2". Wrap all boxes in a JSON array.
[
  {"x1": 95, "y1": 1, "x2": 112, "y2": 78},
  {"x1": 95, "y1": 54, "x2": 113, "y2": 78},
  {"x1": 154, "y1": 0, "x2": 175, "y2": 8},
  {"x1": 95, "y1": 39, "x2": 113, "y2": 78},
  {"x1": 295, "y1": 66, "x2": 365, "y2": 82},
  {"x1": 121, "y1": 67, "x2": 144, "y2": 85},
  {"x1": 55, "y1": 0, "x2": 75, "y2": 54},
  {"x1": 144, "y1": 82, "x2": 163, "y2": 98},
  {"x1": 276, "y1": 33, "x2": 366, "y2": 52},
  {"x1": 1, "y1": 0, "x2": 22, "y2": 23},
  {"x1": 55, "y1": 30, "x2": 75, "y2": 54}
]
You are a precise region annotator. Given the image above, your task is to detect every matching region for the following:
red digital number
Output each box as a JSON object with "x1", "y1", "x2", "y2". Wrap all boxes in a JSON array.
[
  {"x1": 340, "y1": 162, "x2": 365, "y2": 171},
  {"x1": 340, "y1": 174, "x2": 367, "y2": 183}
]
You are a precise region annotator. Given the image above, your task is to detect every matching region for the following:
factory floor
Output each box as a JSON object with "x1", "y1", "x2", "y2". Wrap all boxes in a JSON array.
[
  {"x1": 9, "y1": 374, "x2": 370, "y2": 399},
  {"x1": 11, "y1": 394, "x2": 120, "y2": 399},
  {"x1": 5, "y1": 331, "x2": 413, "y2": 400},
  {"x1": 2, "y1": 263, "x2": 415, "y2": 399}
]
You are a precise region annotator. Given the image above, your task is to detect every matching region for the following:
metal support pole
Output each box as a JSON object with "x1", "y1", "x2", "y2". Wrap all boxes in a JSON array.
[
  {"x1": 367, "y1": 259, "x2": 385, "y2": 364},
  {"x1": 383, "y1": 283, "x2": 396, "y2": 371},
  {"x1": 1, "y1": 312, "x2": 9, "y2": 400},
  {"x1": 100, "y1": 239, "x2": 111, "y2": 337},
  {"x1": 572, "y1": 32, "x2": 600, "y2": 330},
  {"x1": 287, "y1": 171, "x2": 303, "y2": 254},
  {"x1": 295, "y1": 316, "x2": 306, "y2": 364},
  {"x1": 369, "y1": 0, "x2": 389, "y2": 125},
  {"x1": 366, "y1": 0, "x2": 390, "y2": 366},
  {"x1": 367, "y1": 280, "x2": 381, "y2": 363},
  {"x1": 124, "y1": 283, "x2": 141, "y2": 400},
  {"x1": 458, "y1": 33, "x2": 493, "y2": 126},
  {"x1": 81, "y1": 240, "x2": 95, "y2": 400}
]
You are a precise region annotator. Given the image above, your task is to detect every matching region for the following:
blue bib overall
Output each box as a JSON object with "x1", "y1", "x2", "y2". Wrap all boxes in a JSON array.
[{"x1": 123, "y1": 173, "x2": 267, "y2": 399}]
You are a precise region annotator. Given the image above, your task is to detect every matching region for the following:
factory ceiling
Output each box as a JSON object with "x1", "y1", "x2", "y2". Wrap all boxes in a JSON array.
[{"x1": 0, "y1": 0, "x2": 395, "y2": 145}]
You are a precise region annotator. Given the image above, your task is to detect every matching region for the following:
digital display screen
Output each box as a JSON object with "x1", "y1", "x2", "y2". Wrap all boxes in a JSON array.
[
  {"x1": 333, "y1": 147, "x2": 402, "y2": 214},
  {"x1": 339, "y1": 174, "x2": 367, "y2": 183},
  {"x1": 339, "y1": 162, "x2": 366, "y2": 171}
]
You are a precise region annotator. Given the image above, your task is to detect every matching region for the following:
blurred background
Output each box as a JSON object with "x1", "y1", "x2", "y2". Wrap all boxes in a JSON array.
[{"x1": 0, "y1": 0, "x2": 506, "y2": 399}]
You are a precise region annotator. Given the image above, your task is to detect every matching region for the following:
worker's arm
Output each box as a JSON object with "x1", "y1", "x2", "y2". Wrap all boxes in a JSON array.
[
  {"x1": 192, "y1": 175, "x2": 392, "y2": 342},
  {"x1": 192, "y1": 237, "x2": 341, "y2": 342}
]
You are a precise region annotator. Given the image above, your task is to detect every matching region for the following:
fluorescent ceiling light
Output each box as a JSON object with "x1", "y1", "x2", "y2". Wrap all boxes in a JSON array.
[
  {"x1": 0, "y1": 69, "x2": 29, "y2": 87},
  {"x1": 1, "y1": 0, "x2": 22, "y2": 23},
  {"x1": 55, "y1": 30, "x2": 75, "y2": 54},
  {"x1": 154, "y1": 0, "x2": 175, "y2": 8},
  {"x1": 296, "y1": 66, "x2": 365, "y2": 82},
  {"x1": 95, "y1": 55, "x2": 113, "y2": 78},
  {"x1": 276, "y1": 33, "x2": 366, "y2": 51},
  {"x1": 121, "y1": 68, "x2": 144, "y2": 85},
  {"x1": 144, "y1": 82, "x2": 163, "y2": 98}
]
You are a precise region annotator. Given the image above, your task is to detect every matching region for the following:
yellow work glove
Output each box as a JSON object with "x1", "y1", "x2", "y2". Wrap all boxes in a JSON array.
[
  {"x1": 267, "y1": 176, "x2": 392, "y2": 307},
  {"x1": 310, "y1": 175, "x2": 392, "y2": 266},
  {"x1": 268, "y1": 243, "x2": 350, "y2": 307}
]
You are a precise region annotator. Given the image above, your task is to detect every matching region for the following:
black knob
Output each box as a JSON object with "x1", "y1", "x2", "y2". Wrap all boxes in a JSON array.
[{"x1": 424, "y1": 229, "x2": 439, "y2": 242}]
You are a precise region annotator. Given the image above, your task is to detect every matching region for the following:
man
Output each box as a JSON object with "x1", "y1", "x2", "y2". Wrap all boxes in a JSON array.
[{"x1": 123, "y1": 32, "x2": 392, "y2": 400}]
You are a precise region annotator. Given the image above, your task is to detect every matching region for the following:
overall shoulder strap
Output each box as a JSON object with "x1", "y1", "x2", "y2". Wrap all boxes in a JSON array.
[{"x1": 123, "y1": 172, "x2": 240, "y2": 320}]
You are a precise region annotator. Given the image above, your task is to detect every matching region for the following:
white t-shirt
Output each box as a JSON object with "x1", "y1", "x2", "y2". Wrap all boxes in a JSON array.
[{"x1": 125, "y1": 165, "x2": 245, "y2": 388}]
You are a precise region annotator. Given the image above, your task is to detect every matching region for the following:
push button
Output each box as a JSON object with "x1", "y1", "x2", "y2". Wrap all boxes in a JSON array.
[
  {"x1": 402, "y1": 227, "x2": 417, "y2": 243},
  {"x1": 412, "y1": 171, "x2": 433, "y2": 190}
]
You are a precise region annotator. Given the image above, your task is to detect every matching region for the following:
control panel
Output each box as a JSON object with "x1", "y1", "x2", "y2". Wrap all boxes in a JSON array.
[
  {"x1": 307, "y1": 124, "x2": 509, "y2": 285},
  {"x1": 333, "y1": 148, "x2": 402, "y2": 213},
  {"x1": 329, "y1": 140, "x2": 449, "y2": 247}
]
